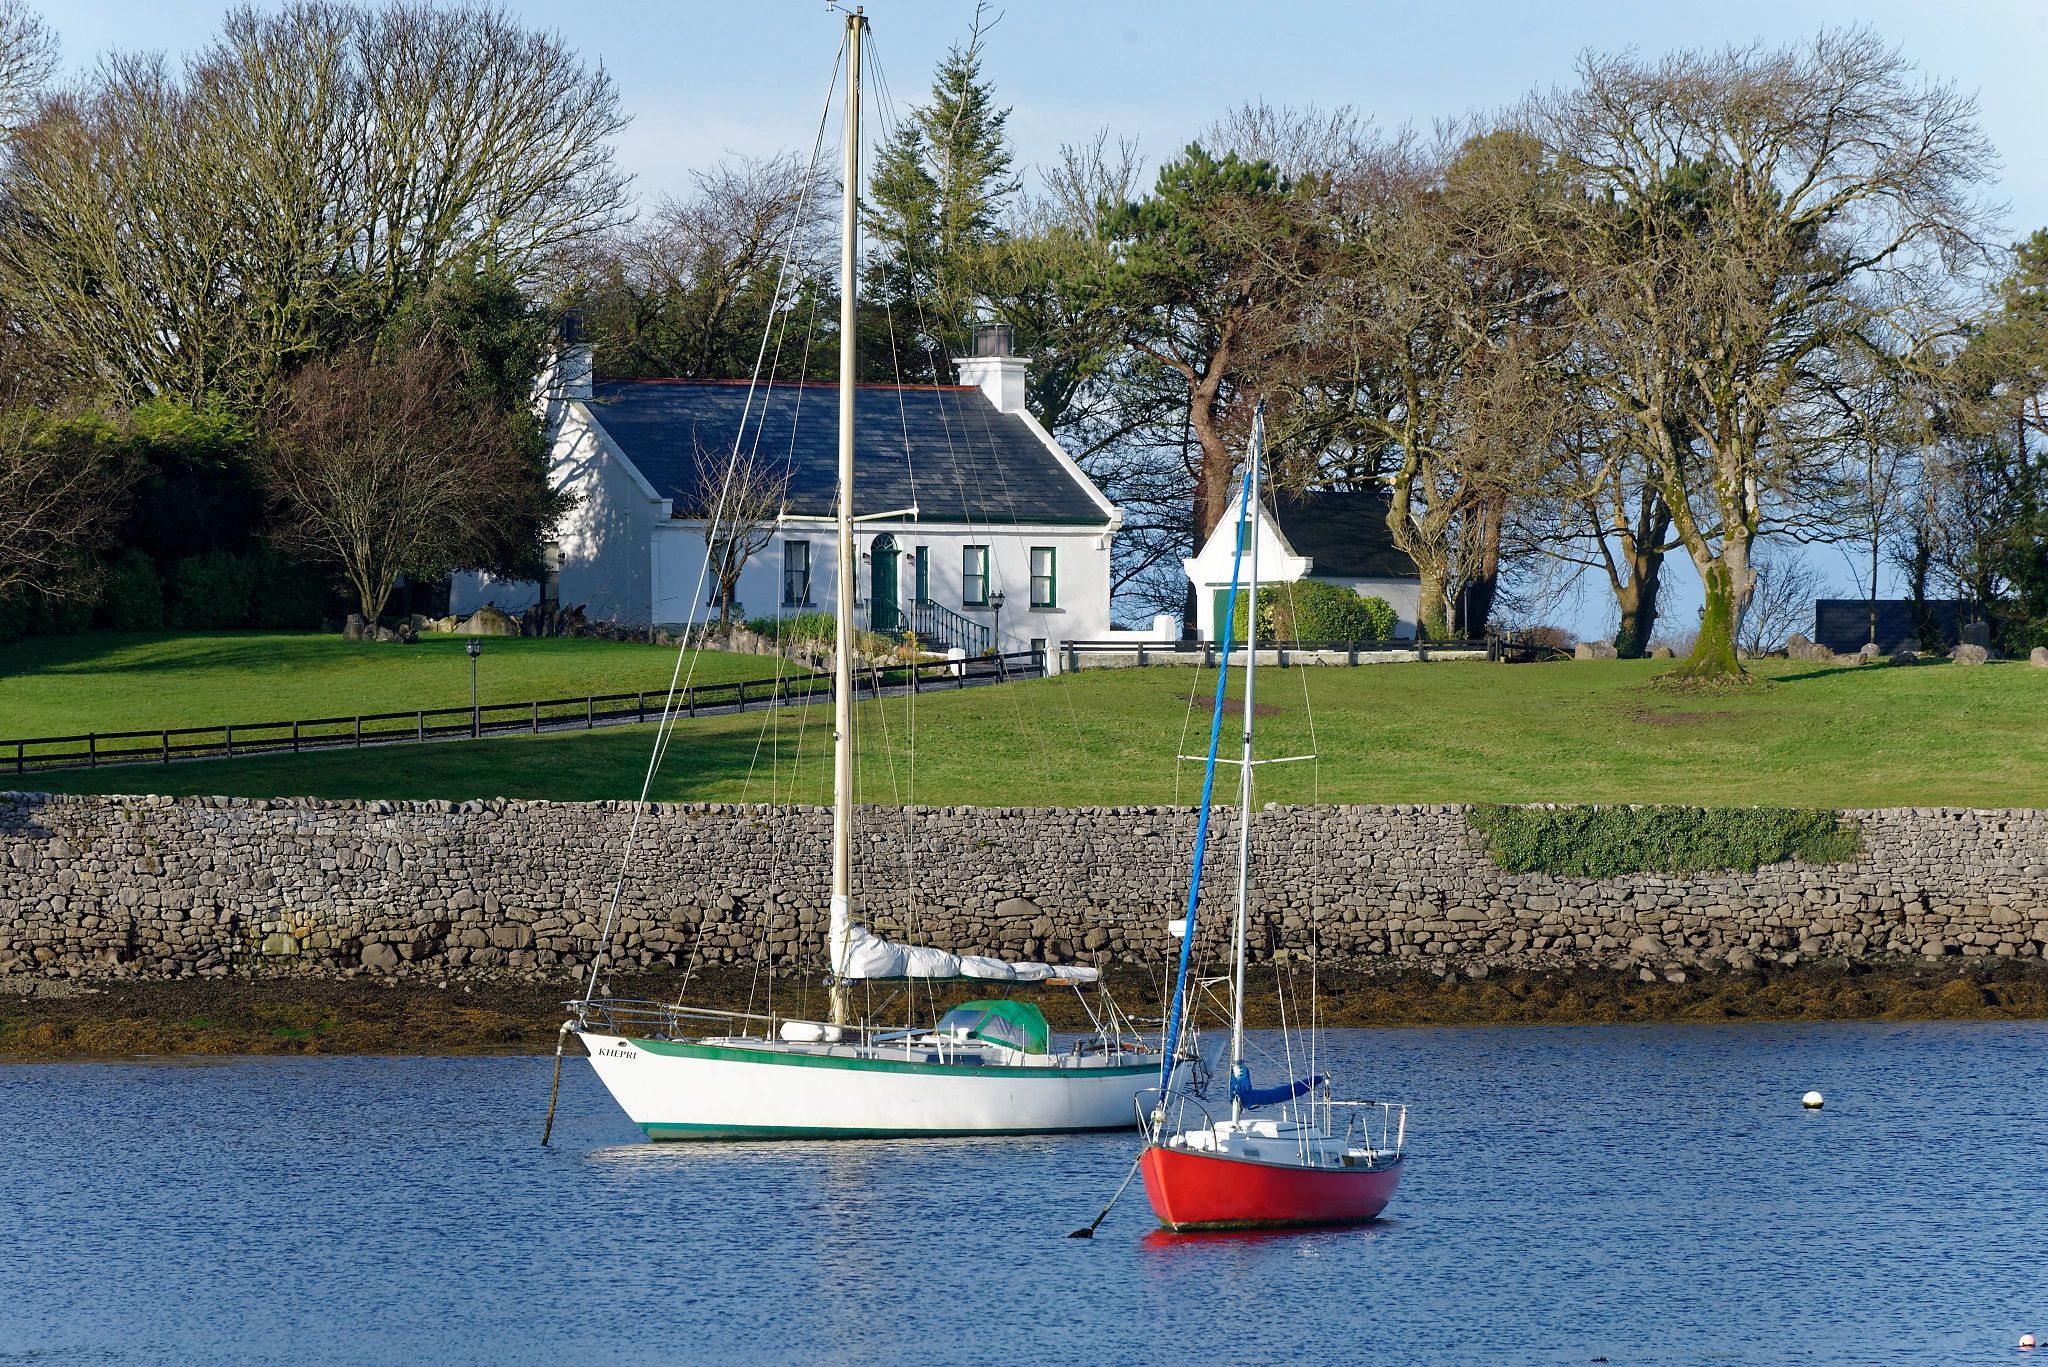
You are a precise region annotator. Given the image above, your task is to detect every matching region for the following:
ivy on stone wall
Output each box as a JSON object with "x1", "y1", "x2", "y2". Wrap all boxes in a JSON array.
[{"x1": 1467, "y1": 804, "x2": 1862, "y2": 877}]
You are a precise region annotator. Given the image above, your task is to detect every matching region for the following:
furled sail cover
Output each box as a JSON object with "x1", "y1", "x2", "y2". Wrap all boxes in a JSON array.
[
  {"x1": 831, "y1": 923, "x2": 1098, "y2": 984},
  {"x1": 937, "y1": 1001, "x2": 1050, "y2": 1055},
  {"x1": 1230, "y1": 1062, "x2": 1326, "y2": 1110}
]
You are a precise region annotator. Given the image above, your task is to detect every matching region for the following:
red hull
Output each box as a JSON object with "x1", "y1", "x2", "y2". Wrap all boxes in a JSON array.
[{"x1": 1141, "y1": 1144, "x2": 1401, "y2": 1231}]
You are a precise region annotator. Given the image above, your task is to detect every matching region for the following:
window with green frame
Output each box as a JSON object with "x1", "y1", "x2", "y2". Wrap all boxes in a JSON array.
[
  {"x1": 962, "y1": 545, "x2": 990, "y2": 606},
  {"x1": 914, "y1": 545, "x2": 930, "y2": 604},
  {"x1": 782, "y1": 540, "x2": 811, "y2": 607},
  {"x1": 1029, "y1": 546, "x2": 1056, "y2": 608}
]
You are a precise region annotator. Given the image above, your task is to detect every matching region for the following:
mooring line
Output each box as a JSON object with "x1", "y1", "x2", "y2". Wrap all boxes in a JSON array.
[
  {"x1": 1068, "y1": 1152, "x2": 1144, "y2": 1239},
  {"x1": 540, "y1": 1020, "x2": 573, "y2": 1147}
]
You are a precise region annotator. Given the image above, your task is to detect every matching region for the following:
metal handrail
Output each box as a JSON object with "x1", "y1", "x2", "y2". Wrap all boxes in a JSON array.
[
  {"x1": 574, "y1": 993, "x2": 1149, "y2": 1066},
  {"x1": 1139, "y1": 1083, "x2": 1407, "y2": 1159},
  {"x1": 1062, "y1": 637, "x2": 1488, "y2": 653},
  {"x1": 571, "y1": 996, "x2": 879, "y2": 1045},
  {"x1": 904, "y1": 598, "x2": 992, "y2": 655},
  {"x1": 1316, "y1": 1099, "x2": 1409, "y2": 1157}
]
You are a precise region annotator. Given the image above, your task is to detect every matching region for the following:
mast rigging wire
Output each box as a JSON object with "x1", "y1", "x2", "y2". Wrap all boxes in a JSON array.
[{"x1": 579, "y1": 33, "x2": 847, "y2": 1007}]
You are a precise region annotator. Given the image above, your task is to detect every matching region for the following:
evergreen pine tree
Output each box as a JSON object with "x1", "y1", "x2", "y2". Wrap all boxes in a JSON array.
[{"x1": 864, "y1": 6, "x2": 1017, "y2": 381}]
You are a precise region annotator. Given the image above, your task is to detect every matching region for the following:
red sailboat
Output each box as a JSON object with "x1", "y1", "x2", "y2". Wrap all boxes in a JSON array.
[
  {"x1": 1137, "y1": 404, "x2": 1408, "y2": 1232},
  {"x1": 1141, "y1": 1103, "x2": 1406, "y2": 1231}
]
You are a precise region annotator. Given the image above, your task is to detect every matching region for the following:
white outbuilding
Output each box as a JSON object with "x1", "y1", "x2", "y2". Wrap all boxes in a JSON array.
[{"x1": 1182, "y1": 486, "x2": 1423, "y2": 641}]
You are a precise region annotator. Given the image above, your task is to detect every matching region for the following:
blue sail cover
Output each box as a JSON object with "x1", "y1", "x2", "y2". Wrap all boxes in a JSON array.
[{"x1": 1230, "y1": 1063, "x2": 1325, "y2": 1110}]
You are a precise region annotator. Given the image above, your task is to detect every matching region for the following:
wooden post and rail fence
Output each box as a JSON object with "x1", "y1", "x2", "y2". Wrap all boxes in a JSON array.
[{"x1": 4, "y1": 649, "x2": 1047, "y2": 779}]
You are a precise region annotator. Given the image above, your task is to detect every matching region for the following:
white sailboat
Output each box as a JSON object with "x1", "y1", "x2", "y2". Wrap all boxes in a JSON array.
[{"x1": 563, "y1": 7, "x2": 1156, "y2": 1141}]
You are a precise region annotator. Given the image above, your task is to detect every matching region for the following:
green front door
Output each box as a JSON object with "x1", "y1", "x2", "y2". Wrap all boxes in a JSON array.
[
  {"x1": 871, "y1": 534, "x2": 899, "y2": 632},
  {"x1": 1212, "y1": 587, "x2": 1238, "y2": 642}
]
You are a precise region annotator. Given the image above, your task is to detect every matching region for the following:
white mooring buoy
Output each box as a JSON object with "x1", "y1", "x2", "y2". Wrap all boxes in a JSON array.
[
  {"x1": 2020, "y1": 1333, "x2": 2035, "y2": 1351},
  {"x1": 1802, "y1": 1090, "x2": 1825, "y2": 1109}
]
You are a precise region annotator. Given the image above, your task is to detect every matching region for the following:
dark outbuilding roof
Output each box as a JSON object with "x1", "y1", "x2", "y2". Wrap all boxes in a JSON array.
[
  {"x1": 1270, "y1": 490, "x2": 1418, "y2": 580},
  {"x1": 585, "y1": 379, "x2": 1111, "y2": 526}
]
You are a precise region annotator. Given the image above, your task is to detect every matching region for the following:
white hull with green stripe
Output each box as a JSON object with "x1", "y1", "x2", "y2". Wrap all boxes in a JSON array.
[{"x1": 579, "y1": 1027, "x2": 1156, "y2": 1141}]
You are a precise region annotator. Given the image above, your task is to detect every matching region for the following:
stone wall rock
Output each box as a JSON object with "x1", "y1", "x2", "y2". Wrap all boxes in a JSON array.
[{"x1": 4, "y1": 792, "x2": 2046, "y2": 983}]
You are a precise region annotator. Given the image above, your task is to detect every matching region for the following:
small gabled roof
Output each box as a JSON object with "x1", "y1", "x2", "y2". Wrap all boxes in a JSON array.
[
  {"x1": 582, "y1": 379, "x2": 1111, "y2": 526},
  {"x1": 1269, "y1": 490, "x2": 1418, "y2": 580}
]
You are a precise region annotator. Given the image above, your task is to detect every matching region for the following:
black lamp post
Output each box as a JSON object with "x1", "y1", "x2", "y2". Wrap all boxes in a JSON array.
[
  {"x1": 990, "y1": 588, "x2": 1006, "y2": 664},
  {"x1": 467, "y1": 638, "x2": 482, "y2": 737}
]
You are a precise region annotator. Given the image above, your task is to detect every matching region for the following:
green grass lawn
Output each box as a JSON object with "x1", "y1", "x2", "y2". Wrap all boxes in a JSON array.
[
  {"x1": 0, "y1": 631, "x2": 799, "y2": 738},
  {"x1": 20, "y1": 656, "x2": 2048, "y2": 808}
]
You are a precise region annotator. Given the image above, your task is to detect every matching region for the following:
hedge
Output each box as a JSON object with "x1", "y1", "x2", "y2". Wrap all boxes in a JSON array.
[
  {"x1": 1231, "y1": 579, "x2": 1397, "y2": 643},
  {"x1": 1467, "y1": 804, "x2": 1862, "y2": 877},
  {"x1": 741, "y1": 611, "x2": 896, "y2": 656}
]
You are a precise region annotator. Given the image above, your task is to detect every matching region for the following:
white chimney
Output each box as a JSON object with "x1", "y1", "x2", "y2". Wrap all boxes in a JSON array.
[
  {"x1": 534, "y1": 310, "x2": 594, "y2": 407},
  {"x1": 955, "y1": 323, "x2": 1028, "y2": 415},
  {"x1": 543, "y1": 344, "x2": 594, "y2": 401}
]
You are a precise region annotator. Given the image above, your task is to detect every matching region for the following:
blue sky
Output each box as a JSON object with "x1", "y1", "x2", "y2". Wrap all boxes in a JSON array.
[
  {"x1": 45, "y1": 0, "x2": 2048, "y2": 232},
  {"x1": 41, "y1": 0, "x2": 2048, "y2": 635}
]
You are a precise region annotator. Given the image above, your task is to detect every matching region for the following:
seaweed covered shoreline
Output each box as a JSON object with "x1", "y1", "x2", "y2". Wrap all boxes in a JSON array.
[{"x1": 5, "y1": 960, "x2": 2047, "y2": 1060}]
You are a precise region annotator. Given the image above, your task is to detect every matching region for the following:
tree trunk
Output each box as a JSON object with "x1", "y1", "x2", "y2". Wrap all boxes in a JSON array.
[
  {"x1": 1669, "y1": 556, "x2": 1747, "y2": 683},
  {"x1": 1186, "y1": 384, "x2": 1234, "y2": 541},
  {"x1": 1460, "y1": 491, "x2": 1506, "y2": 635},
  {"x1": 1612, "y1": 576, "x2": 1649, "y2": 658},
  {"x1": 1178, "y1": 352, "x2": 1236, "y2": 639},
  {"x1": 1600, "y1": 483, "x2": 1672, "y2": 657},
  {"x1": 1415, "y1": 565, "x2": 1448, "y2": 640},
  {"x1": 1903, "y1": 527, "x2": 1934, "y2": 646},
  {"x1": 1611, "y1": 545, "x2": 1667, "y2": 657},
  {"x1": 352, "y1": 565, "x2": 395, "y2": 625}
]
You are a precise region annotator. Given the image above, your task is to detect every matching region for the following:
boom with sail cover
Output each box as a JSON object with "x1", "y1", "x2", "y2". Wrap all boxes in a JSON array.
[
  {"x1": 1230, "y1": 1064, "x2": 1325, "y2": 1109},
  {"x1": 831, "y1": 922, "x2": 1098, "y2": 983}
]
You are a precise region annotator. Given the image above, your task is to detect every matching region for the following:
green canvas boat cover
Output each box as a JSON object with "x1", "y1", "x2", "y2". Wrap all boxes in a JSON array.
[{"x1": 937, "y1": 1000, "x2": 1049, "y2": 1055}]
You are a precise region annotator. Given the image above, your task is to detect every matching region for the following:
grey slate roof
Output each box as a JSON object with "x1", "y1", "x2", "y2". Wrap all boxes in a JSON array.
[
  {"x1": 1271, "y1": 490, "x2": 1418, "y2": 580},
  {"x1": 585, "y1": 379, "x2": 1110, "y2": 526}
]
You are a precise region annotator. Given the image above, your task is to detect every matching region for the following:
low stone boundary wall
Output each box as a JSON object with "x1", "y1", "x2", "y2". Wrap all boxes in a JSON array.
[{"x1": 3, "y1": 792, "x2": 2045, "y2": 981}]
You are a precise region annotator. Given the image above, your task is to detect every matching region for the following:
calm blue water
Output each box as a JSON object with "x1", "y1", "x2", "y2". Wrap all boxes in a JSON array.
[{"x1": 3, "y1": 1023, "x2": 2044, "y2": 1365}]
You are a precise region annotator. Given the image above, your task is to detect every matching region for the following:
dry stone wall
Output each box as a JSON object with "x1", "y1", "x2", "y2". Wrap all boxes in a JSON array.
[{"x1": 3, "y1": 791, "x2": 2047, "y2": 982}]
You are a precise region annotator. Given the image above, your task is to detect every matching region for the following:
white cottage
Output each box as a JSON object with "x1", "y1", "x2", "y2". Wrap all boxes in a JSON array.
[
  {"x1": 455, "y1": 340, "x2": 1121, "y2": 656},
  {"x1": 1182, "y1": 487, "x2": 1423, "y2": 641}
]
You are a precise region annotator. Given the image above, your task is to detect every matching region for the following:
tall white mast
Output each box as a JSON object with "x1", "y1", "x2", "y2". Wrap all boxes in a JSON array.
[
  {"x1": 828, "y1": 7, "x2": 865, "y2": 1027},
  {"x1": 1228, "y1": 404, "x2": 1264, "y2": 1122}
]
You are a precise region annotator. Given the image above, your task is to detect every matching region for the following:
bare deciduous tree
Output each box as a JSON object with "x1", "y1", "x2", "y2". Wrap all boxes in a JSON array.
[
  {"x1": 0, "y1": 2, "x2": 629, "y2": 407},
  {"x1": 1519, "y1": 29, "x2": 1997, "y2": 682},
  {"x1": 692, "y1": 440, "x2": 790, "y2": 630},
  {"x1": 0, "y1": 0, "x2": 54, "y2": 134},
  {"x1": 577, "y1": 152, "x2": 834, "y2": 381},
  {"x1": 1314, "y1": 126, "x2": 1568, "y2": 637},
  {"x1": 258, "y1": 344, "x2": 568, "y2": 622},
  {"x1": 1740, "y1": 546, "x2": 1832, "y2": 656},
  {"x1": 0, "y1": 408, "x2": 129, "y2": 600}
]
